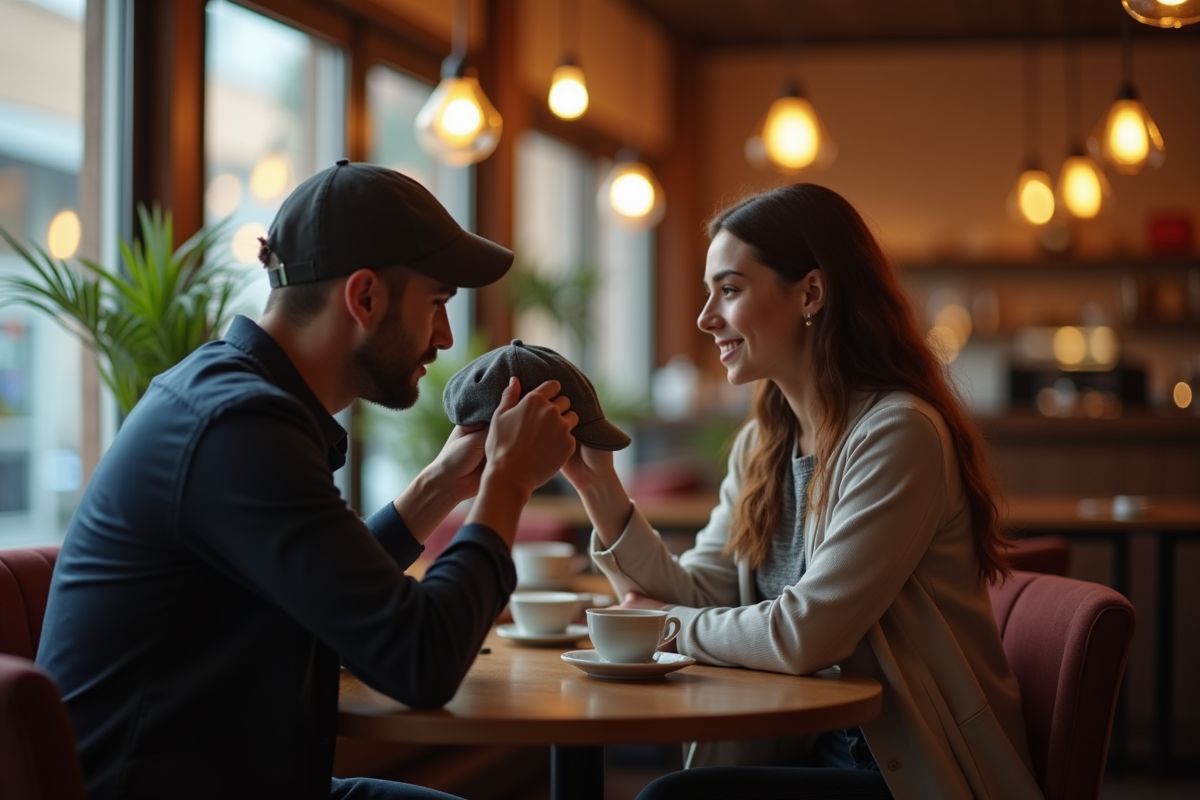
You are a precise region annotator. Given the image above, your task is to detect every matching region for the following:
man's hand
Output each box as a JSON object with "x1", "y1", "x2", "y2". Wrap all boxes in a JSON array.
[
  {"x1": 467, "y1": 377, "x2": 578, "y2": 546},
  {"x1": 482, "y1": 377, "x2": 578, "y2": 496}
]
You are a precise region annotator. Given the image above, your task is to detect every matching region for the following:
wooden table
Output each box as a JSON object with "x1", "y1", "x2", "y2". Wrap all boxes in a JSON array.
[
  {"x1": 528, "y1": 492, "x2": 1200, "y2": 775},
  {"x1": 338, "y1": 628, "x2": 882, "y2": 800}
]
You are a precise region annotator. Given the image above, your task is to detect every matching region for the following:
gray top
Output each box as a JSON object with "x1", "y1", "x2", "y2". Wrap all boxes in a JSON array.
[{"x1": 755, "y1": 449, "x2": 816, "y2": 602}]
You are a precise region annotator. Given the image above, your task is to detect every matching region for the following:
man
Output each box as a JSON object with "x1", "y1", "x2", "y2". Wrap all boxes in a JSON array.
[{"x1": 36, "y1": 160, "x2": 578, "y2": 800}]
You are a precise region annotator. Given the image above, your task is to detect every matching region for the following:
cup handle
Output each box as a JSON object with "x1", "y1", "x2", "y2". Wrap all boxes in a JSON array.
[{"x1": 658, "y1": 615, "x2": 681, "y2": 649}]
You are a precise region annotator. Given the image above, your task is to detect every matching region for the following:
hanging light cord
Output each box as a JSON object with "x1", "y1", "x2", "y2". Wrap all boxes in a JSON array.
[
  {"x1": 783, "y1": 0, "x2": 802, "y2": 93},
  {"x1": 1065, "y1": 38, "x2": 1083, "y2": 146},
  {"x1": 450, "y1": 0, "x2": 469, "y2": 66},
  {"x1": 1022, "y1": 40, "x2": 1041, "y2": 164},
  {"x1": 563, "y1": 0, "x2": 579, "y2": 60},
  {"x1": 1120, "y1": 14, "x2": 1135, "y2": 88}
]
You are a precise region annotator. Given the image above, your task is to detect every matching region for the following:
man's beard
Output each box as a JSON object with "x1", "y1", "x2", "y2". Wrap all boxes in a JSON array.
[{"x1": 350, "y1": 317, "x2": 432, "y2": 411}]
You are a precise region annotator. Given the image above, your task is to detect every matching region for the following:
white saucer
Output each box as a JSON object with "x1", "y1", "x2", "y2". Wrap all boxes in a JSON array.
[
  {"x1": 496, "y1": 623, "x2": 589, "y2": 646},
  {"x1": 560, "y1": 650, "x2": 695, "y2": 679}
]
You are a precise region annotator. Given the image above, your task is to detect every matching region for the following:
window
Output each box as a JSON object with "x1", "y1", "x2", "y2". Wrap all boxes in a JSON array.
[
  {"x1": 514, "y1": 130, "x2": 653, "y2": 479},
  {"x1": 0, "y1": 0, "x2": 87, "y2": 545},
  {"x1": 358, "y1": 64, "x2": 475, "y2": 512},
  {"x1": 204, "y1": 0, "x2": 346, "y2": 318}
]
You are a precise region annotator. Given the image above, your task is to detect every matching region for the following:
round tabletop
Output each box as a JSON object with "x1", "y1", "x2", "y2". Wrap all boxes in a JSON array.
[{"x1": 338, "y1": 629, "x2": 883, "y2": 747}]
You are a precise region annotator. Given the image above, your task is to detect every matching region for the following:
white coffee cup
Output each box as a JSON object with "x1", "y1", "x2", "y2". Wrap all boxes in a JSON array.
[
  {"x1": 512, "y1": 542, "x2": 577, "y2": 586},
  {"x1": 585, "y1": 608, "x2": 681, "y2": 664},
  {"x1": 509, "y1": 591, "x2": 580, "y2": 635}
]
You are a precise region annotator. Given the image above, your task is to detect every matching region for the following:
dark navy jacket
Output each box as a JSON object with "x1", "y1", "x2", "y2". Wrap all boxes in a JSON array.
[{"x1": 37, "y1": 316, "x2": 516, "y2": 800}]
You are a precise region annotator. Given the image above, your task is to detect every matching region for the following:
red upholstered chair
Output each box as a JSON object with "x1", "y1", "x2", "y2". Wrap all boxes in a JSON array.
[
  {"x1": 1005, "y1": 535, "x2": 1071, "y2": 575},
  {"x1": 0, "y1": 546, "x2": 58, "y2": 660},
  {"x1": 989, "y1": 571, "x2": 1135, "y2": 800},
  {"x1": 0, "y1": 546, "x2": 88, "y2": 800}
]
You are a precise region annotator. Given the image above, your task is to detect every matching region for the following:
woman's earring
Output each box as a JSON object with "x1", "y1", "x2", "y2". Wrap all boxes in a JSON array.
[{"x1": 805, "y1": 312, "x2": 813, "y2": 328}]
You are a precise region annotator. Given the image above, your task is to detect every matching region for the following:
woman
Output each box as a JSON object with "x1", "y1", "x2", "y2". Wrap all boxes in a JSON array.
[{"x1": 560, "y1": 184, "x2": 1042, "y2": 800}]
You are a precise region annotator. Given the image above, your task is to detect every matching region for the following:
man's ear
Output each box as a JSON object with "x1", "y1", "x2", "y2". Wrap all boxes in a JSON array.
[{"x1": 341, "y1": 269, "x2": 386, "y2": 331}]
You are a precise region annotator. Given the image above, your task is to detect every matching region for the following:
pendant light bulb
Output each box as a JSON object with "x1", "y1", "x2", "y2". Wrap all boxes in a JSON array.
[
  {"x1": 1087, "y1": 86, "x2": 1165, "y2": 175},
  {"x1": 1122, "y1": 0, "x2": 1200, "y2": 28},
  {"x1": 1009, "y1": 168, "x2": 1057, "y2": 226},
  {"x1": 549, "y1": 60, "x2": 589, "y2": 120},
  {"x1": 745, "y1": 86, "x2": 836, "y2": 174},
  {"x1": 1057, "y1": 151, "x2": 1111, "y2": 219},
  {"x1": 415, "y1": 58, "x2": 503, "y2": 167},
  {"x1": 598, "y1": 153, "x2": 665, "y2": 230}
]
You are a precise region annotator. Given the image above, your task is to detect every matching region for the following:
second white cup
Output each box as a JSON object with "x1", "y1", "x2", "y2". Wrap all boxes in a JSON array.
[
  {"x1": 509, "y1": 591, "x2": 580, "y2": 635},
  {"x1": 585, "y1": 608, "x2": 681, "y2": 664}
]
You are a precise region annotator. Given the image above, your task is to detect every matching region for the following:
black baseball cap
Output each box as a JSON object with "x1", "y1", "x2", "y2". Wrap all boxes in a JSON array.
[
  {"x1": 444, "y1": 340, "x2": 632, "y2": 451},
  {"x1": 262, "y1": 159, "x2": 513, "y2": 289}
]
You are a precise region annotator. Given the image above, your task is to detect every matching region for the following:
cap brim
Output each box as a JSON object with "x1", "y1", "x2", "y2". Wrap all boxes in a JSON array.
[
  {"x1": 572, "y1": 418, "x2": 632, "y2": 451},
  {"x1": 407, "y1": 229, "x2": 513, "y2": 289}
]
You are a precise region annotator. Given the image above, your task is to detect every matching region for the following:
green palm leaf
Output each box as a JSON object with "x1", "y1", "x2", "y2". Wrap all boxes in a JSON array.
[{"x1": 0, "y1": 204, "x2": 248, "y2": 415}]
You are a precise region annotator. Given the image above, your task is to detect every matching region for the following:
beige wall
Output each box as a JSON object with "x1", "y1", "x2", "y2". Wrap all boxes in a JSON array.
[{"x1": 701, "y1": 38, "x2": 1200, "y2": 265}]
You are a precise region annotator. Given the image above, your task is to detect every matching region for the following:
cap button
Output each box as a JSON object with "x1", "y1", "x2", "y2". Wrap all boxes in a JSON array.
[
  {"x1": 511, "y1": 339, "x2": 524, "y2": 347},
  {"x1": 335, "y1": 158, "x2": 350, "y2": 166}
]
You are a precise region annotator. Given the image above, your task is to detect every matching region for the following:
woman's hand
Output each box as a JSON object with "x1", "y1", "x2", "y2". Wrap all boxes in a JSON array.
[
  {"x1": 560, "y1": 443, "x2": 617, "y2": 494},
  {"x1": 618, "y1": 591, "x2": 666, "y2": 611},
  {"x1": 560, "y1": 445, "x2": 633, "y2": 548}
]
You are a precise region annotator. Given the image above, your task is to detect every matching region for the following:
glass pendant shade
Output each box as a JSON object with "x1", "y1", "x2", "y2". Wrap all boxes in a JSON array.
[
  {"x1": 598, "y1": 157, "x2": 665, "y2": 229},
  {"x1": 1009, "y1": 168, "x2": 1057, "y2": 226},
  {"x1": 1057, "y1": 151, "x2": 1111, "y2": 219},
  {"x1": 548, "y1": 61, "x2": 589, "y2": 120},
  {"x1": 1122, "y1": 0, "x2": 1200, "y2": 28},
  {"x1": 745, "y1": 89, "x2": 836, "y2": 174},
  {"x1": 1087, "y1": 86, "x2": 1165, "y2": 175},
  {"x1": 415, "y1": 65, "x2": 503, "y2": 167}
]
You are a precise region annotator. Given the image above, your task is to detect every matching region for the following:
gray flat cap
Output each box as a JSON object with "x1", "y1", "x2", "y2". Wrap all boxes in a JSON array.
[{"x1": 443, "y1": 340, "x2": 632, "y2": 451}]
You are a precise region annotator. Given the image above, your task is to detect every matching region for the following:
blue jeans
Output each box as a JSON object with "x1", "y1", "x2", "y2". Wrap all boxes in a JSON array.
[
  {"x1": 635, "y1": 729, "x2": 892, "y2": 800},
  {"x1": 634, "y1": 767, "x2": 892, "y2": 800},
  {"x1": 330, "y1": 777, "x2": 465, "y2": 799}
]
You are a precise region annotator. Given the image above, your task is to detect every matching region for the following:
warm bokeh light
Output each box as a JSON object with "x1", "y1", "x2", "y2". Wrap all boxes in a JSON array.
[
  {"x1": 1012, "y1": 170, "x2": 1056, "y2": 225},
  {"x1": 1089, "y1": 96, "x2": 1165, "y2": 175},
  {"x1": 232, "y1": 221, "x2": 268, "y2": 264},
  {"x1": 934, "y1": 304, "x2": 973, "y2": 349},
  {"x1": 1175, "y1": 382, "x2": 1194, "y2": 409},
  {"x1": 1122, "y1": 0, "x2": 1200, "y2": 28},
  {"x1": 926, "y1": 325, "x2": 961, "y2": 364},
  {"x1": 1057, "y1": 155, "x2": 1109, "y2": 219},
  {"x1": 206, "y1": 173, "x2": 243, "y2": 217},
  {"x1": 47, "y1": 209, "x2": 81, "y2": 259},
  {"x1": 1053, "y1": 326, "x2": 1087, "y2": 367},
  {"x1": 1088, "y1": 326, "x2": 1119, "y2": 368},
  {"x1": 415, "y1": 75, "x2": 503, "y2": 167},
  {"x1": 599, "y1": 159, "x2": 665, "y2": 229},
  {"x1": 610, "y1": 172, "x2": 655, "y2": 219},
  {"x1": 250, "y1": 154, "x2": 291, "y2": 202},
  {"x1": 548, "y1": 64, "x2": 589, "y2": 120},
  {"x1": 442, "y1": 98, "x2": 483, "y2": 138},
  {"x1": 763, "y1": 96, "x2": 820, "y2": 170}
]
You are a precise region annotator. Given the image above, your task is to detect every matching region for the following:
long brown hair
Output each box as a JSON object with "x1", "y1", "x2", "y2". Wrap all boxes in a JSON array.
[{"x1": 709, "y1": 184, "x2": 1009, "y2": 583}]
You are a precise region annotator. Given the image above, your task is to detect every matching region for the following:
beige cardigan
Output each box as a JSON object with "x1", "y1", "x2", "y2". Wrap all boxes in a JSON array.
[{"x1": 591, "y1": 391, "x2": 1043, "y2": 800}]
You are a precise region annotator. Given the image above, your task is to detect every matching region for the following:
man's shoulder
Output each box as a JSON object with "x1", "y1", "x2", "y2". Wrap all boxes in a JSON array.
[{"x1": 150, "y1": 340, "x2": 294, "y2": 419}]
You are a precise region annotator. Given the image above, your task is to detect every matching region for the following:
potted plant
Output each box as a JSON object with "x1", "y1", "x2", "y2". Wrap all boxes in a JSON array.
[{"x1": 0, "y1": 204, "x2": 245, "y2": 415}]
